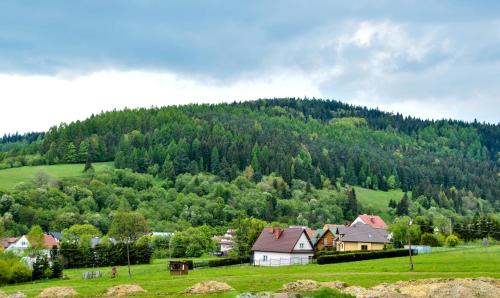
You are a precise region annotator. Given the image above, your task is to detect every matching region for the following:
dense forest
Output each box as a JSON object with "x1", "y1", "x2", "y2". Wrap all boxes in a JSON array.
[{"x1": 0, "y1": 98, "x2": 499, "y2": 237}]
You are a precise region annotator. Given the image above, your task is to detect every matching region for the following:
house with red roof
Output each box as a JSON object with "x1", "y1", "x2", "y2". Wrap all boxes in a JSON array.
[
  {"x1": 351, "y1": 214, "x2": 388, "y2": 230},
  {"x1": 251, "y1": 227, "x2": 314, "y2": 266},
  {"x1": 5, "y1": 234, "x2": 59, "y2": 257}
]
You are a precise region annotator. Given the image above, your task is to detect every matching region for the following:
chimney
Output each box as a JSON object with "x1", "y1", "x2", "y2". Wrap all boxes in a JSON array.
[{"x1": 268, "y1": 227, "x2": 283, "y2": 239}]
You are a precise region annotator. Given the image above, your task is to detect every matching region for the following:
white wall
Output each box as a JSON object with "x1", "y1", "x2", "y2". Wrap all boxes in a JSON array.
[
  {"x1": 293, "y1": 232, "x2": 313, "y2": 251},
  {"x1": 253, "y1": 251, "x2": 313, "y2": 266},
  {"x1": 352, "y1": 217, "x2": 365, "y2": 225}
]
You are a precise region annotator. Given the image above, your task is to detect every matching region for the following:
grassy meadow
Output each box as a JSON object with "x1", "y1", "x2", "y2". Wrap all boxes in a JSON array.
[
  {"x1": 354, "y1": 186, "x2": 405, "y2": 220},
  {"x1": 0, "y1": 246, "x2": 498, "y2": 297},
  {"x1": 0, "y1": 162, "x2": 113, "y2": 191}
]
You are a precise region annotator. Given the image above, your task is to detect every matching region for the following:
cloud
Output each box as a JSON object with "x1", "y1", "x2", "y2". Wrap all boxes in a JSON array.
[
  {"x1": 0, "y1": 69, "x2": 322, "y2": 135},
  {"x1": 0, "y1": 1, "x2": 499, "y2": 134}
]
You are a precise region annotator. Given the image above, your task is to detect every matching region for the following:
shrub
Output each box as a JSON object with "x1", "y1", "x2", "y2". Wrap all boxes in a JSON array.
[
  {"x1": 445, "y1": 235, "x2": 459, "y2": 247},
  {"x1": 420, "y1": 233, "x2": 440, "y2": 247},
  {"x1": 0, "y1": 255, "x2": 32, "y2": 285},
  {"x1": 207, "y1": 256, "x2": 250, "y2": 267},
  {"x1": 317, "y1": 249, "x2": 410, "y2": 265}
]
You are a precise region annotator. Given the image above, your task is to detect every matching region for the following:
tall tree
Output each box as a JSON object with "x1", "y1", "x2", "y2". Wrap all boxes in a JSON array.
[{"x1": 108, "y1": 212, "x2": 149, "y2": 278}]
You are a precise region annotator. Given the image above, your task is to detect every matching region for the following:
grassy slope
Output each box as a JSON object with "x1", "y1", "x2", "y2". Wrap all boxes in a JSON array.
[
  {"x1": 354, "y1": 186, "x2": 405, "y2": 220},
  {"x1": 1, "y1": 246, "x2": 498, "y2": 297},
  {"x1": 0, "y1": 162, "x2": 114, "y2": 191}
]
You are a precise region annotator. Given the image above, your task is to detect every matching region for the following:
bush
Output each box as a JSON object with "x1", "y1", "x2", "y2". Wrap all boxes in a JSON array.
[
  {"x1": 420, "y1": 233, "x2": 440, "y2": 247},
  {"x1": 207, "y1": 256, "x2": 250, "y2": 267},
  {"x1": 445, "y1": 235, "x2": 459, "y2": 247},
  {"x1": 0, "y1": 255, "x2": 32, "y2": 285},
  {"x1": 312, "y1": 288, "x2": 355, "y2": 298},
  {"x1": 317, "y1": 249, "x2": 410, "y2": 265}
]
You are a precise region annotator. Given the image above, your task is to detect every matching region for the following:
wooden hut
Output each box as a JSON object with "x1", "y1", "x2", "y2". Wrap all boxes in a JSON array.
[{"x1": 169, "y1": 261, "x2": 189, "y2": 275}]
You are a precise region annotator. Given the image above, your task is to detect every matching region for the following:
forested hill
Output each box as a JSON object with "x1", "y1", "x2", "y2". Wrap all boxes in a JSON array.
[{"x1": 1, "y1": 98, "x2": 499, "y2": 212}]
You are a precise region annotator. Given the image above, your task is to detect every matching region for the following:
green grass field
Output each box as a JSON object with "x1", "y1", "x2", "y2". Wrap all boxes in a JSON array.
[
  {"x1": 354, "y1": 187, "x2": 406, "y2": 220},
  {"x1": 1, "y1": 246, "x2": 498, "y2": 297},
  {"x1": 0, "y1": 162, "x2": 114, "y2": 192}
]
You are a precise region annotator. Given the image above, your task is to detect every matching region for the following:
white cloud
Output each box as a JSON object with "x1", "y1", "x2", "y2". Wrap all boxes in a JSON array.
[{"x1": 0, "y1": 69, "x2": 322, "y2": 135}]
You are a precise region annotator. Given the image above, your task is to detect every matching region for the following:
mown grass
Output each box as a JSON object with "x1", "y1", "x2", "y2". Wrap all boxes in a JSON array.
[
  {"x1": 1, "y1": 246, "x2": 498, "y2": 297},
  {"x1": 0, "y1": 162, "x2": 113, "y2": 191},
  {"x1": 354, "y1": 187, "x2": 407, "y2": 220}
]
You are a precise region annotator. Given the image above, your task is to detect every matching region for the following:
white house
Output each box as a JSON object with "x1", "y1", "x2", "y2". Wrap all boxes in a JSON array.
[
  {"x1": 5, "y1": 234, "x2": 59, "y2": 257},
  {"x1": 251, "y1": 227, "x2": 314, "y2": 266}
]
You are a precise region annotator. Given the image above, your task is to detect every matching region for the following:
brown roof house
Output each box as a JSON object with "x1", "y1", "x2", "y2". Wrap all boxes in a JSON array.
[
  {"x1": 336, "y1": 223, "x2": 389, "y2": 251},
  {"x1": 251, "y1": 227, "x2": 314, "y2": 266},
  {"x1": 311, "y1": 224, "x2": 350, "y2": 251}
]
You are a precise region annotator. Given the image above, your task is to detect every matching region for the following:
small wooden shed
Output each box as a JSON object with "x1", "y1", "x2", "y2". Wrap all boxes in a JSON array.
[{"x1": 169, "y1": 261, "x2": 189, "y2": 275}]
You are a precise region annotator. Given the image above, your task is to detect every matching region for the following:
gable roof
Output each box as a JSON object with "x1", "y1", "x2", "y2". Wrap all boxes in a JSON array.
[
  {"x1": 43, "y1": 234, "x2": 59, "y2": 248},
  {"x1": 354, "y1": 214, "x2": 388, "y2": 230},
  {"x1": 340, "y1": 223, "x2": 389, "y2": 243},
  {"x1": 0, "y1": 237, "x2": 18, "y2": 249},
  {"x1": 251, "y1": 227, "x2": 313, "y2": 253}
]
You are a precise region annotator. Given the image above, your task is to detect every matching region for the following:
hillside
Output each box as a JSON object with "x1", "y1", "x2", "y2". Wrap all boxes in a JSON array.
[
  {"x1": 0, "y1": 162, "x2": 113, "y2": 191},
  {"x1": 0, "y1": 98, "x2": 498, "y2": 237}
]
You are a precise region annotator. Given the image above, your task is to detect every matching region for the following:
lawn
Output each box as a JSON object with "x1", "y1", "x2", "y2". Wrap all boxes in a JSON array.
[
  {"x1": 1, "y1": 246, "x2": 498, "y2": 297},
  {"x1": 0, "y1": 162, "x2": 114, "y2": 191},
  {"x1": 354, "y1": 187, "x2": 407, "y2": 220}
]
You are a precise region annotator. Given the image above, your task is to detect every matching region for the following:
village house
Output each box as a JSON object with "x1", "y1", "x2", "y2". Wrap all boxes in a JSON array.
[
  {"x1": 251, "y1": 227, "x2": 314, "y2": 266},
  {"x1": 351, "y1": 214, "x2": 390, "y2": 240},
  {"x1": 311, "y1": 224, "x2": 349, "y2": 251},
  {"x1": 4, "y1": 234, "x2": 59, "y2": 256},
  {"x1": 335, "y1": 223, "x2": 389, "y2": 251}
]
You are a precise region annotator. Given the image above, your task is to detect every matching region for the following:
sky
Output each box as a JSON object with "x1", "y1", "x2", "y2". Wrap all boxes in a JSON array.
[{"x1": 1, "y1": 1, "x2": 499, "y2": 135}]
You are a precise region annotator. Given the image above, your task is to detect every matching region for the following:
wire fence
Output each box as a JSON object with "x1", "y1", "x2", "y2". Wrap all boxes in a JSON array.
[{"x1": 252, "y1": 256, "x2": 314, "y2": 266}]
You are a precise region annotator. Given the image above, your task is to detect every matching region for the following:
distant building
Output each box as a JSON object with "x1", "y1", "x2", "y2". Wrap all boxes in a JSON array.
[
  {"x1": 5, "y1": 234, "x2": 59, "y2": 257},
  {"x1": 216, "y1": 229, "x2": 236, "y2": 253},
  {"x1": 251, "y1": 227, "x2": 314, "y2": 266},
  {"x1": 335, "y1": 223, "x2": 389, "y2": 251},
  {"x1": 351, "y1": 214, "x2": 390, "y2": 240},
  {"x1": 0, "y1": 237, "x2": 19, "y2": 250},
  {"x1": 151, "y1": 232, "x2": 174, "y2": 237}
]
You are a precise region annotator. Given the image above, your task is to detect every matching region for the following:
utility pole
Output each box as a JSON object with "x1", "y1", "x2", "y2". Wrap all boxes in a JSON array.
[{"x1": 408, "y1": 219, "x2": 414, "y2": 271}]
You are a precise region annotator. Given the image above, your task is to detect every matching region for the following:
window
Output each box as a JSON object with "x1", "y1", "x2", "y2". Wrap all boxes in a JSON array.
[
  {"x1": 263, "y1": 255, "x2": 268, "y2": 261},
  {"x1": 361, "y1": 245, "x2": 368, "y2": 251},
  {"x1": 300, "y1": 243, "x2": 304, "y2": 248},
  {"x1": 324, "y1": 238, "x2": 328, "y2": 245}
]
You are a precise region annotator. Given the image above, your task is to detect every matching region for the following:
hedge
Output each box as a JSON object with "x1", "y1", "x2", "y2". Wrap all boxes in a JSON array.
[
  {"x1": 207, "y1": 256, "x2": 250, "y2": 267},
  {"x1": 60, "y1": 241, "x2": 153, "y2": 269},
  {"x1": 317, "y1": 249, "x2": 413, "y2": 265}
]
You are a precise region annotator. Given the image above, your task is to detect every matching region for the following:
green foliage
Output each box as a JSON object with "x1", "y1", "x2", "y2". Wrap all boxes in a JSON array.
[
  {"x1": 27, "y1": 225, "x2": 45, "y2": 249},
  {"x1": 207, "y1": 256, "x2": 250, "y2": 267},
  {"x1": 389, "y1": 217, "x2": 421, "y2": 247},
  {"x1": 170, "y1": 226, "x2": 215, "y2": 258},
  {"x1": 234, "y1": 218, "x2": 267, "y2": 256},
  {"x1": 420, "y1": 233, "x2": 440, "y2": 247},
  {"x1": 312, "y1": 287, "x2": 355, "y2": 298},
  {"x1": 0, "y1": 253, "x2": 32, "y2": 285},
  {"x1": 317, "y1": 249, "x2": 410, "y2": 265},
  {"x1": 445, "y1": 235, "x2": 459, "y2": 247},
  {"x1": 108, "y1": 212, "x2": 149, "y2": 241}
]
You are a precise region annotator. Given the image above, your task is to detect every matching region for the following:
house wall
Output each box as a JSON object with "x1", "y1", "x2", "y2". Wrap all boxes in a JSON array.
[
  {"x1": 315, "y1": 230, "x2": 335, "y2": 250},
  {"x1": 253, "y1": 251, "x2": 314, "y2": 266},
  {"x1": 293, "y1": 232, "x2": 313, "y2": 251},
  {"x1": 338, "y1": 241, "x2": 385, "y2": 251},
  {"x1": 352, "y1": 217, "x2": 365, "y2": 225}
]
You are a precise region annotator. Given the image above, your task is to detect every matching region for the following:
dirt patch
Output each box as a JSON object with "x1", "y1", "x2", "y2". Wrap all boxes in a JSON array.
[
  {"x1": 7, "y1": 292, "x2": 26, "y2": 298},
  {"x1": 105, "y1": 284, "x2": 146, "y2": 297},
  {"x1": 325, "y1": 278, "x2": 500, "y2": 298},
  {"x1": 281, "y1": 280, "x2": 319, "y2": 292},
  {"x1": 37, "y1": 287, "x2": 78, "y2": 298},
  {"x1": 319, "y1": 281, "x2": 348, "y2": 290},
  {"x1": 184, "y1": 281, "x2": 234, "y2": 294}
]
